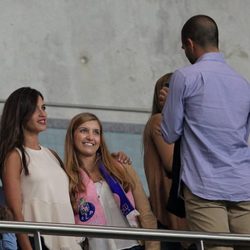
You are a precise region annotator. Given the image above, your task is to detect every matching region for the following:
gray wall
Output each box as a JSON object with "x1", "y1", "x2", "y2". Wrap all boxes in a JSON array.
[
  {"x1": 1, "y1": 1, "x2": 250, "y2": 190},
  {"x1": 0, "y1": 0, "x2": 250, "y2": 125}
]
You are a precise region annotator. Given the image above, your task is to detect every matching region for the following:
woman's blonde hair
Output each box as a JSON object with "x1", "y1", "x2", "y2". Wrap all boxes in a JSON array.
[
  {"x1": 144, "y1": 73, "x2": 173, "y2": 148},
  {"x1": 64, "y1": 112, "x2": 133, "y2": 212},
  {"x1": 151, "y1": 72, "x2": 173, "y2": 115}
]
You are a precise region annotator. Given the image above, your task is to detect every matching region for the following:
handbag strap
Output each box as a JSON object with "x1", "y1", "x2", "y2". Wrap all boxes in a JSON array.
[{"x1": 49, "y1": 148, "x2": 65, "y2": 169}]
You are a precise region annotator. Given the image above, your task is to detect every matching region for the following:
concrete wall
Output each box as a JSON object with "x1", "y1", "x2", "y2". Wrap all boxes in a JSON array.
[{"x1": 0, "y1": 0, "x2": 250, "y2": 124}]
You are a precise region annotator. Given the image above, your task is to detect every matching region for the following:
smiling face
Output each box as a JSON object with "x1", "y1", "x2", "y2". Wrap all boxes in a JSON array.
[
  {"x1": 23, "y1": 95, "x2": 47, "y2": 134},
  {"x1": 73, "y1": 120, "x2": 101, "y2": 158}
]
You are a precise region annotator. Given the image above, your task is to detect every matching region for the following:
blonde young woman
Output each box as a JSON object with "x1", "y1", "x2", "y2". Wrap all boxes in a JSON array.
[
  {"x1": 64, "y1": 112, "x2": 160, "y2": 250},
  {"x1": 143, "y1": 73, "x2": 188, "y2": 250}
]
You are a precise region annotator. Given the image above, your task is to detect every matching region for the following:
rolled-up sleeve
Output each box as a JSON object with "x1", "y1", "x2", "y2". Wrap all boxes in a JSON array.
[{"x1": 161, "y1": 70, "x2": 185, "y2": 143}]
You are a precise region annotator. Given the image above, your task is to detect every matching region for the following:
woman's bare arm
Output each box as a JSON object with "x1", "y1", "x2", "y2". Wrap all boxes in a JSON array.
[
  {"x1": 150, "y1": 114, "x2": 174, "y2": 174},
  {"x1": 2, "y1": 149, "x2": 33, "y2": 250}
]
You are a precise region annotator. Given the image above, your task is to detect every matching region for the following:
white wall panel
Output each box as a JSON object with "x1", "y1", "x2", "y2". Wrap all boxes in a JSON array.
[{"x1": 0, "y1": 0, "x2": 249, "y2": 124}]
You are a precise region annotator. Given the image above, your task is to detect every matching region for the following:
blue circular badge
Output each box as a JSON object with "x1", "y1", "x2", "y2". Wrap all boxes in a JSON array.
[{"x1": 78, "y1": 198, "x2": 95, "y2": 222}]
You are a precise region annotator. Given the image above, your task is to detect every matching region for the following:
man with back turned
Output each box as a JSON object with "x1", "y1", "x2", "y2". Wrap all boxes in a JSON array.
[{"x1": 161, "y1": 15, "x2": 250, "y2": 250}]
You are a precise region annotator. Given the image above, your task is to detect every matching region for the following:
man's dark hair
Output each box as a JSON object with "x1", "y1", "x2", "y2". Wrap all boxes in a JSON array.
[{"x1": 181, "y1": 15, "x2": 219, "y2": 48}]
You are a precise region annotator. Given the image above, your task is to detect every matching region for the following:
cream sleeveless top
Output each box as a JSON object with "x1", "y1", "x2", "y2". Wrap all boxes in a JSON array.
[{"x1": 18, "y1": 146, "x2": 81, "y2": 250}]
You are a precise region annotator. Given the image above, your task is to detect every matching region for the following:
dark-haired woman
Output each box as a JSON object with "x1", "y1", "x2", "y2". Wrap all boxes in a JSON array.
[{"x1": 0, "y1": 87, "x2": 83, "y2": 250}]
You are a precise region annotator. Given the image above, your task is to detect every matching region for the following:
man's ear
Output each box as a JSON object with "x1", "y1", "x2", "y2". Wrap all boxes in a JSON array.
[{"x1": 186, "y1": 38, "x2": 194, "y2": 49}]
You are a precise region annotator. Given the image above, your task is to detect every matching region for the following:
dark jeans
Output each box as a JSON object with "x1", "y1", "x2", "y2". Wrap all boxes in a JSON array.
[
  {"x1": 123, "y1": 245, "x2": 145, "y2": 250},
  {"x1": 158, "y1": 221, "x2": 198, "y2": 250},
  {"x1": 158, "y1": 221, "x2": 183, "y2": 250},
  {"x1": 17, "y1": 236, "x2": 49, "y2": 250},
  {"x1": 161, "y1": 241, "x2": 183, "y2": 250}
]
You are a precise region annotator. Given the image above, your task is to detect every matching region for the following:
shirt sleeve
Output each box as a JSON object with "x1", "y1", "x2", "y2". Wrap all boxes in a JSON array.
[
  {"x1": 161, "y1": 70, "x2": 186, "y2": 143},
  {"x1": 2, "y1": 233, "x2": 17, "y2": 250}
]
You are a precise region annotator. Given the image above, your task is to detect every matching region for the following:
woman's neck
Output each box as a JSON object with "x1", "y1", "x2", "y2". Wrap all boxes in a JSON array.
[
  {"x1": 24, "y1": 133, "x2": 40, "y2": 150},
  {"x1": 79, "y1": 155, "x2": 102, "y2": 182},
  {"x1": 79, "y1": 155, "x2": 97, "y2": 172}
]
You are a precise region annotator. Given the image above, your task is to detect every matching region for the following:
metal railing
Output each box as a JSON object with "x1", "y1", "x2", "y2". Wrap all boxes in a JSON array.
[
  {"x1": 1, "y1": 221, "x2": 250, "y2": 250},
  {"x1": 0, "y1": 100, "x2": 151, "y2": 114}
]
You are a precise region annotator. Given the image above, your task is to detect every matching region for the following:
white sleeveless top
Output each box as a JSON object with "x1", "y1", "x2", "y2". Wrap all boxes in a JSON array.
[
  {"x1": 88, "y1": 180, "x2": 139, "y2": 250},
  {"x1": 19, "y1": 146, "x2": 81, "y2": 250}
]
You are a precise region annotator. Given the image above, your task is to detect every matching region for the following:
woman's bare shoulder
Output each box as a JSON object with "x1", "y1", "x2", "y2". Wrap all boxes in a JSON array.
[
  {"x1": 146, "y1": 114, "x2": 162, "y2": 130},
  {"x1": 4, "y1": 149, "x2": 22, "y2": 172}
]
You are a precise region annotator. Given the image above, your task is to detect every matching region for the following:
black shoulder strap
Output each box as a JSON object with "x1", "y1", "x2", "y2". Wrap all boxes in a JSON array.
[{"x1": 48, "y1": 148, "x2": 65, "y2": 170}]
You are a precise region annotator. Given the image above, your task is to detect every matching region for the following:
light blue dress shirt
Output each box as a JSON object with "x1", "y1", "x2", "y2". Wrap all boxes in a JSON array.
[
  {"x1": 0, "y1": 233, "x2": 17, "y2": 250},
  {"x1": 161, "y1": 52, "x2": 250, "y2": 201}
]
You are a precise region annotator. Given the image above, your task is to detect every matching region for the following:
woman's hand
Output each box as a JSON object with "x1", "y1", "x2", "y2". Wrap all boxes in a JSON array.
[
  {"x1": 158, "y1": 86, "x2": 169, "y2": 109},
  {"x1": 111, "y1": 151, "x2": 132, "y2": 164}
]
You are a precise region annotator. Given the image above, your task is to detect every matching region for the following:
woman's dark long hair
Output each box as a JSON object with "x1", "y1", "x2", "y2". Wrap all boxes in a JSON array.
[{"x1": 0, "y1": 87, "x2": 43, "y2": 177}]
